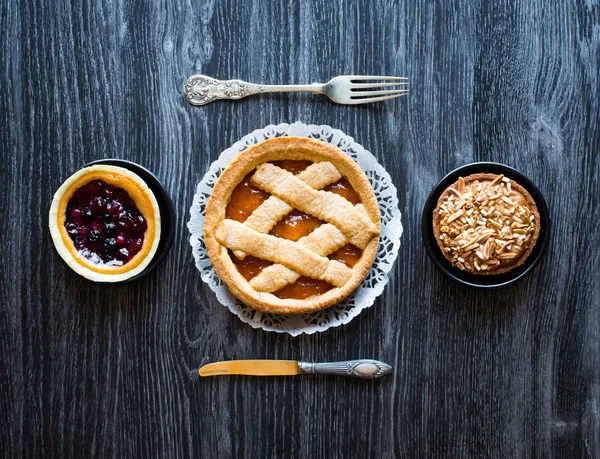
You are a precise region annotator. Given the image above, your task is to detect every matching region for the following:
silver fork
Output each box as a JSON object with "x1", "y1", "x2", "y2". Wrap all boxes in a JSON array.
[{"x1": 184, "y1": 74, "x2": 408, "y2": 106}]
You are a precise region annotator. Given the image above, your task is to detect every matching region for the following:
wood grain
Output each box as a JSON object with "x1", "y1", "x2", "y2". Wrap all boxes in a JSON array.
[{"x1": 1, "y1": 0, "x2": 599, "y2": 457}]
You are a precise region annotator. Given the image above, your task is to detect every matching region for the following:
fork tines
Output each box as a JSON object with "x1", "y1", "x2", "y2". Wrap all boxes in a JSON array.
[{"x1": 349, "y1": 76, "x2": 409, "y2": 103}]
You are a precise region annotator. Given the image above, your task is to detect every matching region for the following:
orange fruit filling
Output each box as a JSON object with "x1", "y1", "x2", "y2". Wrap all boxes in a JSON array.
[
  {"x1": 323, "y1": 178, "x2": 361, "y2": 205},
  {"x1": 328, "y1": 244, "x2": 362, "y2": 267},
  {"x1": 225, "y1": 173, "x2": 270, "y2": 222},
  {"x1": 274, "y1": 277, "x2": 335, "y2": 299},
  {"x1": 270, "y1": 210, "x2": 324, "y2": 241},
  {"x1": 229, "y1": 250, "x2": 273, "y2": 280}
]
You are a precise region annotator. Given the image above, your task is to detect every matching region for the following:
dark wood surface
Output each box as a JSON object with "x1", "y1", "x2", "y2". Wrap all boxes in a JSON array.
[{"x1": 1, "y1": 0, "x2": 599, "y2": 457}]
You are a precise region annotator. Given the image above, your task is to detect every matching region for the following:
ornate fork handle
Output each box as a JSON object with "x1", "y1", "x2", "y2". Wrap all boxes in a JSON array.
[
  {"x1": 184, "y1": 74, "x2": 323, "y2": 106},
  {"x1": 298, "y1": 359, "x2": 392, "y2": 379}
]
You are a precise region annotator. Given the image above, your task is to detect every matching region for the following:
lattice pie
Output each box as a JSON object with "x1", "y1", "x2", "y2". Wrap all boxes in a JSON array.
[{"x1": 204, "y1": 137, "x2": 381, "y2": 314}]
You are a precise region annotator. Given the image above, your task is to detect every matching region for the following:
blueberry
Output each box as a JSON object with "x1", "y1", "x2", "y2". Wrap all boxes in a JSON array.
[
  {"x1": 66, "y1": 223, "x2": 78, "y2": 236},
  {"x1": 108, "y1": 201, "x2": 122, "y2": 215},
  {"x1": 103, "y1": 238, "x2": 117, "y2": 252},
  {"x1": 131, "y1": 215, "x2": 147, "y2": 233},
  {"x1": 81, "y1": 208, "x2": 93, "y2": 222},
  {"x1": 87, "y1": 180, "x2": 103, "y2": 194},
  {"x1": 104, "y1": 222, "x2": 116, "y2": 236},
  {"x1": 78, "y1": 226, "x2": 89, "y2": 237},
  {"x1": 91, "y1": 196, "x2": 106, "y2": 213},
  {"x1": 132, "y1": 237, "x2": 143, "y2": 254},
  {"x1": 88, "y1": 230, "x2": 101, "y2": 243},
  {"x1": 117, "y1": 211, "x2": 132, "y2": 228},
  {"x1": 71, "y1": 208, "x2": 82, "y2": 218}
]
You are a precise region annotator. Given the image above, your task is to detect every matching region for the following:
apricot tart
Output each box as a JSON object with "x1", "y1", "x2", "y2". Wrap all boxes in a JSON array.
[
  {"x1": 49, "y1": 165, "x2": 161, "y2": 282},
  {"x1": 204, "y1": 137, "x2": 381, "y2": 314},
  {"x1": 433, "y1": 173, "x2": 540, "y2": 274}
]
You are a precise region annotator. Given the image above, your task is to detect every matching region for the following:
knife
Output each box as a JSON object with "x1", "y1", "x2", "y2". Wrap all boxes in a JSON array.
[{"x1": 198, "y1": 359, "x2": 392, "y2": 379}]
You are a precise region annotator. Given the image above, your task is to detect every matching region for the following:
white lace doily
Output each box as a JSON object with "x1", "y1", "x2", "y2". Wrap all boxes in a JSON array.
[{"x1": 188, "y1": 122, "x2": 402, "y2": 336}]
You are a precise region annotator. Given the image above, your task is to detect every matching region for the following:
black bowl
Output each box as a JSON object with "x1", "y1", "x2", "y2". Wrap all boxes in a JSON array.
[
  {"x1": 84, "y1": 159, "x2": 175, "y2": 283},
  {"x1": 422, "y1": 162, "x2": 550, "y2": 289}
]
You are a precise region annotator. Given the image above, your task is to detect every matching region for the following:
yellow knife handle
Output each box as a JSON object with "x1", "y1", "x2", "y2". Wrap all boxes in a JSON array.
[{"x1": 297, "y1": 360, "x2": 392, "y2": 379}]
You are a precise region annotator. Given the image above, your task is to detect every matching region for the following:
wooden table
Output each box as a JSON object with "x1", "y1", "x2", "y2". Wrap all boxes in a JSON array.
[{"x1": 2, "y1": 0, "x2": 599, "y2": 457}]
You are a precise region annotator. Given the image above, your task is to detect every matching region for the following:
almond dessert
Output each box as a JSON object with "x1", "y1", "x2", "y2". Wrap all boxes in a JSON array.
[
  {"x1": 204, "y1": 137, "x2": 381, "y2": 314},
  {"x1": 49, "y1": 165, "x2": 161, "y2": 282},
  {"x1": 433, "y1": 173, "x2": 540, "y2": 274}
]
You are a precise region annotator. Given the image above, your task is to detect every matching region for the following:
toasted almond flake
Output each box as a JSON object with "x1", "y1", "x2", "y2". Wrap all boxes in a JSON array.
[
  {"x1": 463, "y1": 243, "x2": 480, "y2": 251},
  {"x1": 507, "y1": 182, "x2": 512, "y2": 192},
  {"x1": 457, "y1": 257, "x2": 464, "y2": 263},
  {"x1": 498, "y1": 253, "x2": 517, "y2": 260},
  {"x1": 477, "y1": 233, "x2": 493, "y2": 244},
  {"x1": 489, "y1": 219, "x2": 503, "y2": 229},
  {"x1": 501, "y1": 177, "x2": 510, "y2": 183},
  {"x1": 460, "y1": 235, "x2": 480, "y2": 248},
  {"x1": 447, "y1": 187, "x2": 462, "y2": 198},
  {"x1": 446, "y1": 208, "x2": 464, "y2": 223},
  {"x1": 490, "y1": 175, "x2": 504, "y2": 186},
  {"x1": 502, "y1": 196, "x2": 515, "y2": 205},
  {"x1": 489, "y1": 194, "x2": 501, "y2": 200}
]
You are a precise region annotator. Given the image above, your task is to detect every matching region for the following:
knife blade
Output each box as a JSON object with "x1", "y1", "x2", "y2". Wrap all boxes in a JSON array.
[
  {"x1": 199, "y1": 360, "x2": 299, "y2": 377},
  {"x1": 198, "y1": 359, "x2": 392, "y2": 379}
]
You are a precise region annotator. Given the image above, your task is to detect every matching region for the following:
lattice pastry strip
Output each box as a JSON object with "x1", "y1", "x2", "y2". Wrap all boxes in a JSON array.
[
  {"x1": 251, "y1": 163, "x2": 379, "y2": 248},
  {"x1": 233, "y1": 161, "x2": 341, "y2": 260},
  {"x1": 250, "y1": 204, "x2": 369, "y2": 292},
  {"x1": 216, "y1": 219, "x2": 353, "y2": 287}
]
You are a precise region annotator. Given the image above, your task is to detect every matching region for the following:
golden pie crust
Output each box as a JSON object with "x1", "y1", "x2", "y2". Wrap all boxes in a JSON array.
[
  {"x1": 49, "y1": 165, "x2": 161, "y2": 282},
  {"x1": 204, "y1": 137, "x2": 381, "y2": 314},
  {"x1": 433, "y1": 173, "x2": 540, "y2": 274}
]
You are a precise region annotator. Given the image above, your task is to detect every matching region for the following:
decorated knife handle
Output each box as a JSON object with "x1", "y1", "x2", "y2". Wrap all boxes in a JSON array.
[{"x1": 297, "y1": 360, "x2": 392, "y2": 379}]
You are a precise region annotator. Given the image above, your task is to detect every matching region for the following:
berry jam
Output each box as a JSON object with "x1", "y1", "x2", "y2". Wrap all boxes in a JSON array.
[{"x1": 65, "y1": 180, "x2": 147, "y2": 265}]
